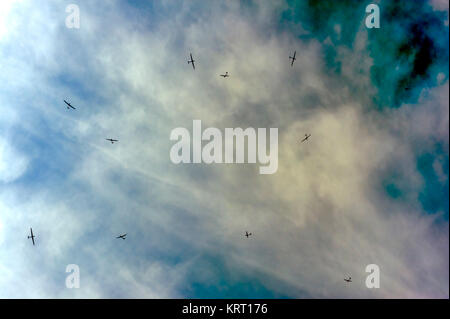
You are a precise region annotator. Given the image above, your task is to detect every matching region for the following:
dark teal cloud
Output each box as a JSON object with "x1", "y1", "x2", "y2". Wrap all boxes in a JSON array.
[
  {"x1": 281, "y1": 0, "x2": 448, "y2": 223},
  {"x1": 417, "y1": 145, "x2": 449, "y2": 220},
  {"x1": 281, "y1": 0, "x2": 449, "y2": 108},
  {"x1": 179, "y1": 253, "x2": 296, "y2": 298}
]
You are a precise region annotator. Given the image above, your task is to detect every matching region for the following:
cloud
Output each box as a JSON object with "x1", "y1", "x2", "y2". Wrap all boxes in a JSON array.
[
  {"x1": 0, "y1": 138, "x2": 29, "y2": 183},
  {"x1": 0, "y1": 0, "x2": 447, "y2": 298}
]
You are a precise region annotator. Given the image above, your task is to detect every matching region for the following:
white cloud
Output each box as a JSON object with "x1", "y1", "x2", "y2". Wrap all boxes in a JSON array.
[
  {"x1": 0, "y1": 0, "x2": 447, "y2": 298},
  {"x1": 0, "y1": 138, "x2": 28, "y2": 183}
]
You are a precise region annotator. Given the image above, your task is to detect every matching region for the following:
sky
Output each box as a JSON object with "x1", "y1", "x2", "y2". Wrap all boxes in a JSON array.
[{"x1": 0, "y1": 0, "x2": 448, "y2": 298}]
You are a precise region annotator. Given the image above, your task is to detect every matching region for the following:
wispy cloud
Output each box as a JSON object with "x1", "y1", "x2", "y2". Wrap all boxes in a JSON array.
[{"x1": 0, "y1": 0, "x2": 448, "y2": 298}]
